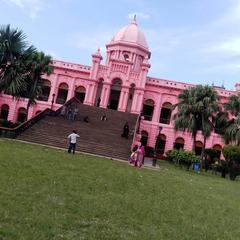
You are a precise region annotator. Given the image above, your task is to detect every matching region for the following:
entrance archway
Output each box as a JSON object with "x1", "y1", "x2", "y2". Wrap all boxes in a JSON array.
[
  {"x1": 155, "y1": 134, "x2": 166, "y2": 154},
  {"x1": 126, "y1": 83, "x2": 135, "y2": 112},
  {"x1": 0, "y1": 104, "x2": 9, "y2": 120},
  {"x1": 56, "y1": 83, "x2": 68, "y2": 104},
  {"x1": 195, "y1": 141, "x2": 203, "y2": 156},
  {"x1": 95, "y1": 79, "x2": 103, "y2": 106},
  {"x1": 140, "y1": 130, "x2": 148, "y2": 146},
  {"x1": 174, "y1": 137, "x2": 185, "y2": 150},
  {"x1": 75, "y1": 86, "x2": 86, "y2": 103},
  {"x1": 159, "y1": 102, "x2": 172, "y2": 124},
  {"x1": 108, "y1": 78, "x2": 122, "y2": 110},
  {"x1": 142, "y1": 99, "x2": 154, "y2": 121},
  {"x1": 17, "y1": 108, "x2": 27, "y2": 123},
  {"x1": 213, "y1": 144, "x2": 222, "y2": 159}
]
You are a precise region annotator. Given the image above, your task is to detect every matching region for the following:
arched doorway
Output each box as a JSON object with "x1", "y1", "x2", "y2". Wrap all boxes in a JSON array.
[
  {"x1": 142, "y1": 99, "x2": 154, "y2": 121},
  {"x1": 17, "y1": 108, "x2": 27, "y2": 123},
  {"x1": 38, "y1": 79, "x2": 51, "y2": 101},
  {"x1": 95, "y1": 79, "x2": 103, "y2": 106},
  {"x1": 56, "y1": 83, "x2": 68, "y2": 104},
  {"x1": 0, "y1": 104, "x2": 9, "y2": 120},
  {"x1": 174, "y1": 137, "x2": 185, "y2": 150},
  {"x1": 155, "y1": 134, "x2": 166, "y2": 154},
  {"x1": 108, "y1": 78, "x2": 122, "y2": 110},
  {"x1": 195, "y1": 141, "x2": 203, "y2": 156},
  {"x1": 159, "y1": 102, "x2": 172, "y2": 124},
  {"x1": 213, "y1": 144, "x2": 222, "y2": 159},
  {"x1": 75, "y1": 86, "x2": 86, "y2": 103},
  {"x1": 126, "y1": 83, "x2": 135, "y2": 112},
  {"x1": 140, "y1": 130, "x2": 148, "y2": 146}
]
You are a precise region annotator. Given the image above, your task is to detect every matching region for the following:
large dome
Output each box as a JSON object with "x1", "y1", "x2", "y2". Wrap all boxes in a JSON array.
[{"x1": 110, "y1": 18, "x2": 149, "y2": 50}]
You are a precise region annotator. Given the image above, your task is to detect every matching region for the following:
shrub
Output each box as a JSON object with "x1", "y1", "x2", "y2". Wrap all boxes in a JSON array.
[
  {"x1": 0, "y1": 119, "x2": 20, "y2": 128},
  {"x1": 223, "y1": 145, "x2": 240, "y2": 180},
  {"x1": 166, "y1": 149, "x2": 200, "y2": 170}
]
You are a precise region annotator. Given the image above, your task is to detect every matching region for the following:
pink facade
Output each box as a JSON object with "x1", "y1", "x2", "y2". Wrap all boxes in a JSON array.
[{"x1": 0, "y1": 18, "x2": 237, "y2": 156}]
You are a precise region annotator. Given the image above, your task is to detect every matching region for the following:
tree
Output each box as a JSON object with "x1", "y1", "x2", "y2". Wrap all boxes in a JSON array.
[
  {"x1": 223, "y1": 94, "x2": 240, "y2": 145},
  {"x1": 174, "y1": 87, "x2": 199, "y2": 152},
  {"x1": 25, "y1": 51, "x2": 53, "y2": 117},
  {"x1": 174, "y1": 85, "x2": 219, "y2": 161},
  {"x1": 0, "y1": 24, "x2": 36, "y2": 97}
]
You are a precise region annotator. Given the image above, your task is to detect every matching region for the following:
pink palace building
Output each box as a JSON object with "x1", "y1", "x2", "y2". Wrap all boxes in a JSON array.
[{"x1": 0, "y1": 18, "x2": 239, "y2": 157}]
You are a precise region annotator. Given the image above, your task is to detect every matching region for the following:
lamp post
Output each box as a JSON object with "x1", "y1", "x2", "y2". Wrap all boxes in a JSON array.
[
  {"x1": 152, "y1": 126, "x2": 163, "y2": 166},
  {"x1": 51, "y1": 93, "x2": 56, "y2": 110}
]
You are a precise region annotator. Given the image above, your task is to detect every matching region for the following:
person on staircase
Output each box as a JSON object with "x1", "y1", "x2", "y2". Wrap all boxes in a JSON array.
[
  {"x1": 73, "y1": 107, "x2": 79, "y2": 121},
  {"x1": 67, "y1": 130, "x2": 80, "y2": 154}
]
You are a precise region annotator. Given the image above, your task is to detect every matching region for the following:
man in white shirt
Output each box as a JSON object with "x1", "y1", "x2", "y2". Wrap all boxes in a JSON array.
[{"x1": 67, "y1": 130, "x2": 80, "y2": 154}]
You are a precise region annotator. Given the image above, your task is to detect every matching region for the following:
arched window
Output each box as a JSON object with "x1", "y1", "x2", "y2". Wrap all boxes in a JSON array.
[
  {"x1": 140, "y1": 130, "x2": 148, "y2": 146},
  {"x1": 174, "y1": 137, "x2": 185, "y2": 150},
  {"x1": 38, "y1": 79, "x2": 51, "y2": 101},
  {"x1": 0, "y1": 104, "x2": 9, "y2": 120},
  {"x1": 159, "y1": 102, "x2": 172, "y2": 124},
  {"x1": 75, "y1": 86, "x2": 86, "y2": 103},
  {"x1": 155, "y1": 134, "x2": 166, "y2": 154},
  {"x1": 213, "y1": 144, "x2": 222, "y2": 159},
  {"x1": 17, "y1": 108, "x2": 27, "y2": 123},
  {"x1": 195, "y1": 141, "x2": 203, "y2": 156},
  {"x1": 142, "y1": 99, "x2": 154, "y2": 121},
  {"x1": 56, "y1": 83, "x2": 69, "y2": 104}
]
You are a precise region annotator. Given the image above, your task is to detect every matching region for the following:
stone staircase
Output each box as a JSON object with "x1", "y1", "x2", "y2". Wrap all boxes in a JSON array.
[{"x1": 17, "y1": 103, "x2": 138, "y2": 160}]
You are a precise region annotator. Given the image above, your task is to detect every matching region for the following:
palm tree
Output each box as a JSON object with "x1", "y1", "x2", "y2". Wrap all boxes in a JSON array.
[
  {"x1": 174, "y1": 85, "x2": 219, "y2": 160},
  {"x1": 223, "y1": 93, "x2": 240, "y2": 145},
  {"x1": 25, "y1": 51, "x2": 53, "y2": 117},
  {"x1": 174, "y1": 88, "x2": 199, "y2": 152},
  {"x1": 0, "y1": 24, "x2": 36, "y2": 97}
]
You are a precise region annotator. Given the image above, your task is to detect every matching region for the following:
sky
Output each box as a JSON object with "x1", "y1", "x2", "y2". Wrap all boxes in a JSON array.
[{"x1": 1, "y1": 0, "x2": 240, "y2": 90}]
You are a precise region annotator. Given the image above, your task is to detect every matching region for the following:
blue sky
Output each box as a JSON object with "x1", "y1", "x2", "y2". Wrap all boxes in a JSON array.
[{"x1": 1, "y1": 0, "x2": 240, "y2": 90}]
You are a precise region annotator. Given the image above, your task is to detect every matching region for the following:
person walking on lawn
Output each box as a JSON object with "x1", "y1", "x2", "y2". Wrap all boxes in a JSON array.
[{"x1": 67, "y1": 130, "x2": 80, "y2": 154}]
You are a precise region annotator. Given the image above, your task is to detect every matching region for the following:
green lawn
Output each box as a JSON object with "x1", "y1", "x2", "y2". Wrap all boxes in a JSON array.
[{"x1": 0, "y1": 139, "x2": 240, "y2": 240}]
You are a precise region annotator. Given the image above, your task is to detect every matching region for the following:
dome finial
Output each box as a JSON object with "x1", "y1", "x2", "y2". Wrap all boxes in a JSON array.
[{"x1": 131, "y1": 14, "x2": 137, "y2": 25}]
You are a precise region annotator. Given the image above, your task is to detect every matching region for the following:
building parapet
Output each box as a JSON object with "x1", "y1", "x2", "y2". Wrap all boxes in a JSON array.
[{"x1": 53, "y1": 60, "x2": 91, "y2": 72}]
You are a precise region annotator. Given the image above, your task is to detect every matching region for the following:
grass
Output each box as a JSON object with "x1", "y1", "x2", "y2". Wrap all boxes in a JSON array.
[{"x1": 0, "y1": 139, "x2": 240, "y2": 240}]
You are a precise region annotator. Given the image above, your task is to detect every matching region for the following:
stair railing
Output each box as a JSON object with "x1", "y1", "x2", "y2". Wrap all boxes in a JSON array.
[{"x1": 0, "y1": 97, "x2": 81, "y2": 138}]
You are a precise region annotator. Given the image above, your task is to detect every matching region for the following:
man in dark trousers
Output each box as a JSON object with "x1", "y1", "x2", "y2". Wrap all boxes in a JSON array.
[{"x1": 67, "y1": 130, "x2": 80, "y2": 154}]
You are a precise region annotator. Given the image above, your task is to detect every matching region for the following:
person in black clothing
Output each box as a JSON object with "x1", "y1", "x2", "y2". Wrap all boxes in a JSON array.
[{"x1": 121, "y1": 122, "x2": 129, "y2": 139}]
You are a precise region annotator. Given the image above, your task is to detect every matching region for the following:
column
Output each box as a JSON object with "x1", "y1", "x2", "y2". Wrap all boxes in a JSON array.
[
  {"x1": 117, "y1": 86, "x2": 129, "y2": 112},
  {"x1": 152, "y1": 94, "x2": 162, "y2": 123},
  {"x1": 66, "y1": 77, "x2": 76, "y2": 101},
  {"x1": 48, "y1": 74, "x2": 58, "y2": 104},
  {"x1": 100, "y1": 83, "x2": 111, "y2": 108}
]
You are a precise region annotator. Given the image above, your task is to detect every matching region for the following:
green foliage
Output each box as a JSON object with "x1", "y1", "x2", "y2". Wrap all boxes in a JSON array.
[
  {"x1": 0, "y1": 25, "x2": 53, "y2": 118},
  {"x1": 166, "y1": 149, "x2": 200, "y2": 166},
  {"x1": 223, "y1": 145, "x2": 240, "y2": 164},
  {"x1": 174, "y1": 85, "x2": 219, "y2": 160}
]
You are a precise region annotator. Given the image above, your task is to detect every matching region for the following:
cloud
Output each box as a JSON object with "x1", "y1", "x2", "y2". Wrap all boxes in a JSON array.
[
  {"x1": 205, "y1": 38, "x2": 240, "y2": 55},
  {"x1": 128, "y1": 12, "x2": 150, "y2": 20},
  {"x1": 3, "y1": 0, "x2": 45, "y2": 19},
  {"x1": 219, "y1": 0, "x2": 240, "y2": 24}
]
